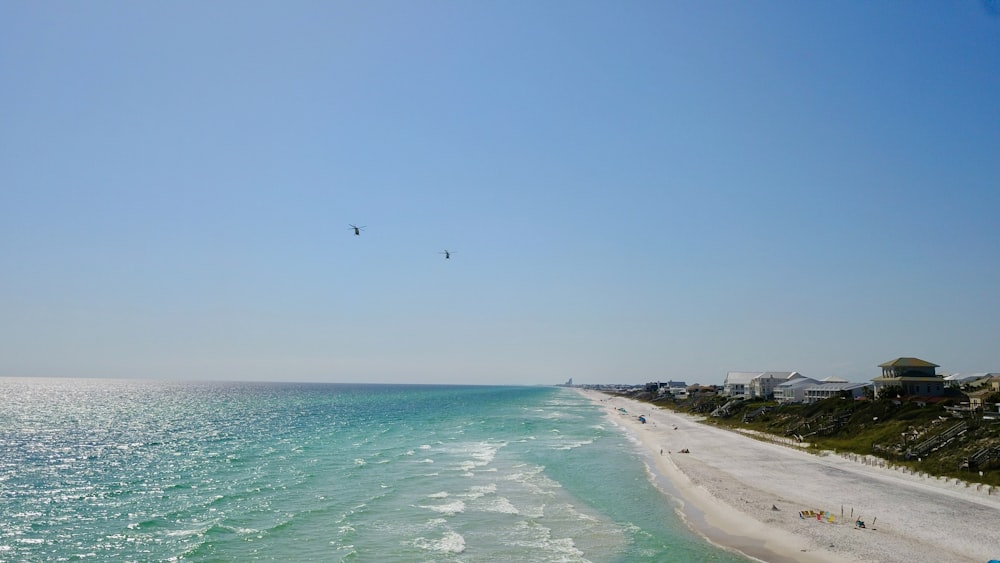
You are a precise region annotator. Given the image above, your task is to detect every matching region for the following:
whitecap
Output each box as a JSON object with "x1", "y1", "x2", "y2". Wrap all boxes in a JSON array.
[
  {"x1": 411, "y1": 530, "x2": 466, "y2": 554},
  {"x1": 462, "y1": 483, "x2": 497, "y2": 499},
  {"x1": 16, "y1": 538, "x2": 44, "y2": 545},
  {"x1": 417, "y1": 500, "x2": 465, "y2": 515},
  {"x1": 507, "y1": 523, "x2": 584, "y2": 557},
  {"x1": 553, "y1": 438, "x2": 594, "y2": 451},
  {"x1": 438, "y1": 531, "x2": 466, "y2": 553},
  {"x1": 480, "y1": 496, "x2": 519, "y2": 514},
  {"x1": 221, "y1": 524, "x2": 260, "y2": 535},
  {"x1": 164, "y1": 527, "x2": 207, "y2": 538}
]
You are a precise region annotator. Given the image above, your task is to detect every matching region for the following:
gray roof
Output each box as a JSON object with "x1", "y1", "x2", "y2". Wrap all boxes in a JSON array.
[
  {"x1": 727, "y1": 371, "x2": 800, "y2": 385},
  {"x1": 757, "y1": 371, "x2": 798, "y2": 380},
  {"x1": 943, "y1": 373, "x2": 993, "y2": 383},
  {"x1": 725, "y1": 372, "x2": 760, "y2": 385},
  {"x1": 777, "y1": 377, "x2": 819, "y2": 389}
]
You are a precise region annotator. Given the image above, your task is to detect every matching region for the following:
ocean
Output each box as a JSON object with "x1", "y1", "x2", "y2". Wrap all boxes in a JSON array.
[{"x1": 0, "y1": 378, "x2": 748, "y2": 562}]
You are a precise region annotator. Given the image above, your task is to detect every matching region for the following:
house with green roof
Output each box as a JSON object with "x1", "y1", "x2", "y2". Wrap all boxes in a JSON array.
[{"x1": 871, "y1": 357, "x2": 945, "y2": 399}]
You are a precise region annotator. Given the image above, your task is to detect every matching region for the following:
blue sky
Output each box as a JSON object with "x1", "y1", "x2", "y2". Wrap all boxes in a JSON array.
[{"x1": 2, "y1": 1, "x2": 998, "y2": 385}]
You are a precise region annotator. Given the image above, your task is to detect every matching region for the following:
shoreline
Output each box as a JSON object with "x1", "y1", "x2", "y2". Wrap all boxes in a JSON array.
[{"x1": 577, "y1": 389, "x2": 1000, "y2": 563}]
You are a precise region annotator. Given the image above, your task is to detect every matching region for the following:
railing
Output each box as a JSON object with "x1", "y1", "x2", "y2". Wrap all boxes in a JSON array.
[
  {"x1": 711, "y1": 399, "x2": 743, "y2": 418},
  {"x1": 963, "y1": 446, "x2": 1000, "y2": 470},
  {"x1": 742, "y1": 406, "x2": 768, "y2": 423},
  {"x1": 907, "y1": 421, "x2": 967, "y2": 458}
]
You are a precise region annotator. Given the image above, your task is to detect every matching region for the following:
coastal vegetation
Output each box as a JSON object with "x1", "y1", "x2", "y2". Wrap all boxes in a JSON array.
[{"x1": 620, "y1": 388, "x2": 1000, "y2": 488}]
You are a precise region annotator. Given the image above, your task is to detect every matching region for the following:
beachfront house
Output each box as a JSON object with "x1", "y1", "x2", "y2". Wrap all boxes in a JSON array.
[
  {"x1": 722, "y1": 372, "x2": 757, "y2": 398},
  {"x1": 871, "y1": 357, "x2": 945, "y2": 399},
  {"x1": 967, "y1": 387, "x2": 995, "y2": 410},
  {"x1": 723, "y1": 371, "x2": 802, "y2": 400},
  {"x1": 665, "y1": 381, "x2": 688, "y2": 398},
  {"x1": 804, "y1": 381, "x2": 870, "y2": 403},
  {"x1": 943, "y1": 373, "x2": 998, "y2": 389},
  {"x1": 772, "y1": 376, "x2": 870, "y2": 404},
  {"x1": 773, "y1": 377, "x2": 819, "y2": 403},
  {"x1": 750, "y1": 372, "x2": 803, "y2": 399}
]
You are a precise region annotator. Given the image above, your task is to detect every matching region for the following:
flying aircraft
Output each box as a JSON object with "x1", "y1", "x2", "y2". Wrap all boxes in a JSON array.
[
  {"x1": 349, "y1": 224, "x2": 366, "y2": 236},
  {"x1": 439, "y1": 250, "x2": 452, "y2": 259}
]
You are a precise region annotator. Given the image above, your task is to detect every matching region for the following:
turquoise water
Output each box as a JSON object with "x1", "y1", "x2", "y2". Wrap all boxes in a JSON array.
[{"x1": 0, "y1": 378, "x2": 747, "y2": 562}]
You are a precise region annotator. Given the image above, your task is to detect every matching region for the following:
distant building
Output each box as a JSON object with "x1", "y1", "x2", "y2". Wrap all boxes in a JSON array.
[
  {"x1": 773, "y1": 377, "x2": 870, "y2": 404},
  {"x1": 723, "y1": 371, "x2": 802, "y2": 399},
  {"x1": 943, "y1": 373, "x2": 993, "y2": 388},
  {"x1": 722, "y1": 372, "x2": 757, "y2": 398},
  {"x1": 871, "y1": 357, "x2": 944, "y2": 399},
  {"x1": 774, "y1": 377, "x2": 819, "y2": 403},
  {"x1": 751, "y1": 372, "x2": 803, "y2": 398},
  {"x1": 804, "y1": 381, "x2": 870, "y2": 403},
  {"x1": 967, "y1": 387, "x2": 995, "y2": 410}
]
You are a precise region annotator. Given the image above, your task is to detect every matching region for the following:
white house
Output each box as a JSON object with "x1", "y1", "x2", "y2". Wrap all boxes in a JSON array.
[
  {"x1": 820, "y1": 376, "x2": 849, "y2": 384},
  {"x1": 774, "y1": 377, "x2": 819, "y2": 403},
  {"x1": 944, "y1": 373, "x2": 996, "y2": 388},
  {"x1": 804, "y1": 381, "x2": 870, "y2": 403},
  {"x1": 723, "y1": 372, "x2": 757, "y2": 398},
  {"x1": 750, "y1": 372, "x2": 803, "y2": 398},
  {"x1": 723, "y1": 371, "x2": 802, "y2": 399}
]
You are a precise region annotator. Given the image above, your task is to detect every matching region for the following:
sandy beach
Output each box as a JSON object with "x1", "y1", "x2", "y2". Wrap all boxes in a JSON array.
[{"x1": 579, "y1": 389, "x2": 1000, "y2": 563}]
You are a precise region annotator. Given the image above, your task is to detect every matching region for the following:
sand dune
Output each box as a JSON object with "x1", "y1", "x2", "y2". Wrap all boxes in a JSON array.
[{"x1": 579, "y1": 390, "x2": 1000, "y2": 563}]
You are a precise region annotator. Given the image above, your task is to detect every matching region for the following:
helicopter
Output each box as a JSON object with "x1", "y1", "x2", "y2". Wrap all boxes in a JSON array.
[
  {"x1": 349, "y1": 224, "x2": 366, "y2": 236},
  {"x1": 438, "y1": 250, "x2": 453, "y2": 259}
]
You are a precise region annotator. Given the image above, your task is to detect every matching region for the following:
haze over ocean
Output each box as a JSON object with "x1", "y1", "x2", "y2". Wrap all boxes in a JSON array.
[
  {"x1": 3, "y1": 2, "x2": 999, "y2": 386},
  {"x1": 0, "y1": 378, "x2": 748, "y2": 562}
]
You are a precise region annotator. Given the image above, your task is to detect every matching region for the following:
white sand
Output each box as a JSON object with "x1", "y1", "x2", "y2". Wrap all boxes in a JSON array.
[{"x1": 579, "y1": 390, "x2": 1000, "y2": 563}]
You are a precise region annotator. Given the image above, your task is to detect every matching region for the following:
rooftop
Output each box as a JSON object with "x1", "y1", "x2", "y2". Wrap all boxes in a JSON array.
[{"x1": 878, "y1": 357, "x2": 939, "y2": 368}]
